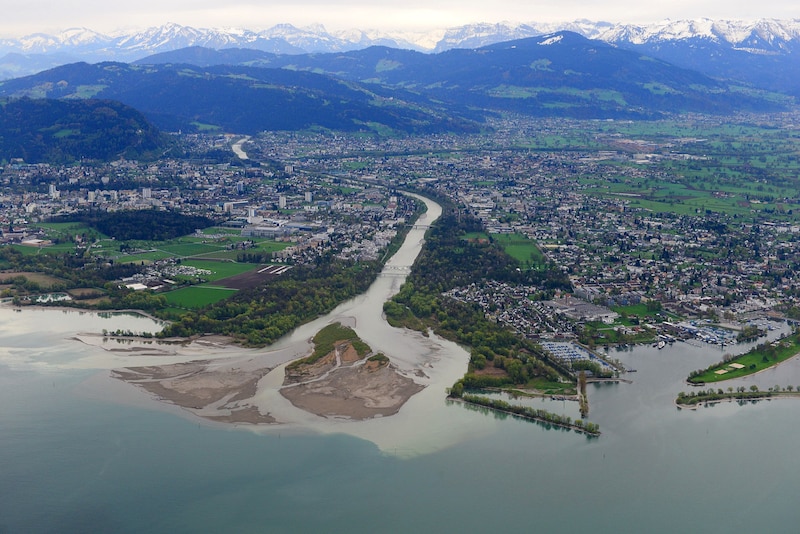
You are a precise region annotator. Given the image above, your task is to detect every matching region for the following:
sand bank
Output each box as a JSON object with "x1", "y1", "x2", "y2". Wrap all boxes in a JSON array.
[{"x1": 109, "y1": 334, "x2": 426, "y2": 424}]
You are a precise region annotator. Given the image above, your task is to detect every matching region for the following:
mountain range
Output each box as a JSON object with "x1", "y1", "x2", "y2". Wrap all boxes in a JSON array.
[
  {"x1": 0, "y1": 31, "x2": 787, "y2": 142},
  {"x1": 2, "y1": 19, "x2": 800, "y2": 84},
  {"x1": 4, "y1": 19, "x2": 800, "y2": 56},
  {"x1": 1, "y1": 20, "x2": 798, "y2": 163}
]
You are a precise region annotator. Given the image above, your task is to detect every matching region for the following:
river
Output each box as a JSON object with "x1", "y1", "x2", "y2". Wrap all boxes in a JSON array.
[{"x1": 2, "y1": 195, "x2": 800, "y2": 532}]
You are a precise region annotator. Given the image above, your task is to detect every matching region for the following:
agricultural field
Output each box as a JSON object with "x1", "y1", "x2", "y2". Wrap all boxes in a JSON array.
[
  {"x1": 498, "y1": 117, "x2": 800, "y2": 223},
  {"x1": 163, "y1": 285, "x2": 237, "y2": 309}
]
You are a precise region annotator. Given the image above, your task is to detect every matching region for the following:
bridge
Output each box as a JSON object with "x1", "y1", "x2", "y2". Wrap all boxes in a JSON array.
[
  {"x1": 379, "y1": 265, "x2": 412, "y2": 277},
  {"x1": 383, "y1": 265, "x2": 411, "y2": 273}
]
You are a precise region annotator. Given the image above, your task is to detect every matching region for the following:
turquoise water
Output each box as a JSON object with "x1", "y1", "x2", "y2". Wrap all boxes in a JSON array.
[{"x1": 2, "y1": 309, "x2": 800, "y2": 533}]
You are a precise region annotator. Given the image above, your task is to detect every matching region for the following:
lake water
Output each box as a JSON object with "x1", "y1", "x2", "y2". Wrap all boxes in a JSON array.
[{"x1": 3, "y1": 199, "x2": 800, "y2": 532}]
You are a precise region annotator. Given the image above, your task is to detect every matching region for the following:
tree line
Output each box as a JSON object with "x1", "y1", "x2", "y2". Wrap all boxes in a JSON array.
[{"x1": 457, "y1": 394, "x2": 600, "y2": 436}]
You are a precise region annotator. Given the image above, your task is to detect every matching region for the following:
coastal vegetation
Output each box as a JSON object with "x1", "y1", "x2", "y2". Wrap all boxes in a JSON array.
[
  {"x1": 676, "y1": 385, "x2": 800, "y2": 407},
  {"x1": 158, "y1": 258, "x2": 381, "y2": 345},
  {"x1": 455, "y1": 393, "x2": 600, "y2": 436},
  {"x1": 376, "y1": 195, "x2": 608, "y2": 433},
  {"x1": 0, "y1": 246, "x2": 142, "y2": 301},
  {"x1": 687, "y1": 329, "x2": 800, "y2": 384}
]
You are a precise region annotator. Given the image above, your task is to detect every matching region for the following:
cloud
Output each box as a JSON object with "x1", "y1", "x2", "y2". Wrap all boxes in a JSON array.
[{"x1": 1, "y1": 0, "x2": 797, "y2": 37}]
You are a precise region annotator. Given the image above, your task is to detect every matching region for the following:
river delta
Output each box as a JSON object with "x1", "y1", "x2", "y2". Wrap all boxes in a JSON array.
[{"x1": 4, "y1": 195, "x2": 800, "y2": 532}]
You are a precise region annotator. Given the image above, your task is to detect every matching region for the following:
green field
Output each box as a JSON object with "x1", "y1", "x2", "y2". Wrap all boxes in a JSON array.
[
  {"x1": 610, "y1": 303, "x2": 676, "y2": 322},
  {"x1": 492, "y1": 233, "x2": 547, "y2": 269},
  {"x1": 107, "y1": 230, "x2": 291, "y2": 264},
  {"x1": 158, "y1": 242, "x2": 221, "y2": 257},
  {"x1": 34, "y1": 221, "x2": 107, "y2": 240},
  {"x1": 198, "y1": 227, "x2": 243, "y2": 236},
  {"x1": 163, "y1": 285, "x2": 237, "y2": 309},
  {"x1": 116, "y1": 250, "x2": 174, "y2": 263},
  {"x1": 9, "y1": 244, "x2": 55, "y2": 256}
]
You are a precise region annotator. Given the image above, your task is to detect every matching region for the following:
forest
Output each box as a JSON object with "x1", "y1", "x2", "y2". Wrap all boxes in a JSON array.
[
  {"x1": 50, "y1": 209, "x2": 217, "y2": 241},
  {"x1": 0, "y1": 97, "x2": 167, "y2": 163}
]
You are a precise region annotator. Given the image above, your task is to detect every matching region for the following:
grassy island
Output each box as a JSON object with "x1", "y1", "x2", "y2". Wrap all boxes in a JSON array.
[{"x1": 687, "y1": 329, "x2": 800, "y2": 384}]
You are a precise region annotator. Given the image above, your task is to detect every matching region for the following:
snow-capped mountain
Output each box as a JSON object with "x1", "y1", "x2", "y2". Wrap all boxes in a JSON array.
[
  {"x1": 2, "y1": 19, "x2": 800, "y2": 89},
  {"x1": 431, "y1": 20, "x2": 618, "y2": 52},
  {"x1": 3, "y1": 19, "x2": 800, "y2": 60},
  {"x1": 432, "y1": 22, "x2": 542, "y2": 52},
  {"x1": 598, "y1": 18, "x2": 800, "y2": 53}
]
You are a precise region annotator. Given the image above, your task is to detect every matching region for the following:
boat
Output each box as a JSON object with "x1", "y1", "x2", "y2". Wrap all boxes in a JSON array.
[{"x1": 657, "y1": 340, "x2": 666, "y2": 349}]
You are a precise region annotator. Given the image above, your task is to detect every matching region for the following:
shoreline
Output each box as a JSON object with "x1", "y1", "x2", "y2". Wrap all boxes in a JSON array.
[
  {"x1": 2, "y1": 195, "x2": 485, "y2": 455},
  {"x1": 0, "y1": 300, "x2": 170, "y2": 325}
]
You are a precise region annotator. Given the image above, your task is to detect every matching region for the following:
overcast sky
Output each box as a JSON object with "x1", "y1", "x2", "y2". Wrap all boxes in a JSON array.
[{"x1": 2, "y1": 0, "x2": 797, "y2": 37}]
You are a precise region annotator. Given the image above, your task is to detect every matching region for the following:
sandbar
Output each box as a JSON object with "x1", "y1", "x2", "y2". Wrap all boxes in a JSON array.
[{"x1": 109, "y1": 334, "x2": 426, "y2": 425}]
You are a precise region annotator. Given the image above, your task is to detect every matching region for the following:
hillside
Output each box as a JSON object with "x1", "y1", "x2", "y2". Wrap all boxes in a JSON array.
[
  {"x1": 0, "y1": 31, "x2": 791, "y2": 139},
  {"x1": 0, "y1": 62, "x2": 482, "y2": 135},
  {"x1": 137, "y1": 32, "x2": 791, "y2": 119},
  {"x1": 0, "y1": 97, "x2": 166, "y2": 163}
]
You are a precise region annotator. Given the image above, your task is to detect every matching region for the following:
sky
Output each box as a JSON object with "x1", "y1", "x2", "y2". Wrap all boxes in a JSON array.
[{"x1": 2, "y1": 0, "x2": 797, "y2": 37}]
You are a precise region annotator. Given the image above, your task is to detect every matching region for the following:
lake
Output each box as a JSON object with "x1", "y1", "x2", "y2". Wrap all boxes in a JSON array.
[{"x1": 3, "y1": 310, "x2": 800, "y2": 533}]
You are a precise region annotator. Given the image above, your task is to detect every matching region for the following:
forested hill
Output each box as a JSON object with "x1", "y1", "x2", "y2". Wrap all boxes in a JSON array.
[
  {"x1": 0, "y1": 62, "x2": 483, "y2": 135},
  {"x1": 0, "y1": 97, "x2": 167, "y2": 164}
]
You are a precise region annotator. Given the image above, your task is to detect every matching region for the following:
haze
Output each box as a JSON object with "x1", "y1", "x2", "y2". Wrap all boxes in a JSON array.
[{"x1": 2, "y1": 0, "x2": 797, "y2": 37}]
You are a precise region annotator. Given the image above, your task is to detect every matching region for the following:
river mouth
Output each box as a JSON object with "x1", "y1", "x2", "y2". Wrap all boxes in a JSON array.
[{"x1": 28, "y1": 194, "x2": 483, "y2": 455}]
